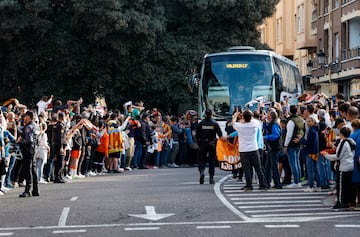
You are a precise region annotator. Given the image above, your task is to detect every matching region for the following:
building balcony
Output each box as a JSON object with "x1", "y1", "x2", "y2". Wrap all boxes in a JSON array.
[
  {"x1": 342, "y1": 10, "x2": 360, "y2": 22},
  {"x1": 342, "y1": 47, "x2": 360, "y2": 61}
]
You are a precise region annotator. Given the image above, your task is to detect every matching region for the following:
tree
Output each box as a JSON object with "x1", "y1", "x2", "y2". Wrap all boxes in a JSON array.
[
  {"x1": 146, "y1": 0, "x2": 279, "y2": 113},
  {"x1": 0, "y1": 0, "x2": 279, "y2": 113}
]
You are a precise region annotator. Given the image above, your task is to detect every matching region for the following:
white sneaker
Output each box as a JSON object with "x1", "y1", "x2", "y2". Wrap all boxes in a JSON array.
[
  {"x1": 125, "y1": 167, "x2": 132, "y2": 171},
  {"x1": 88, "y1": 171, "x2": 97, "y2": 177},
  {"x1": 0, "y1": 188, "x2": 8, "y2": 194},
  {"x1": 172, "y1": 163, "x2": 179, "y2": 168},
  {"x1": 0, "y1": 190, "x2": 4, "y2": 195},
  {"x1": 304, "y1": 187, "x2": 315, "y2": 192},
  {"x1": 64, "y1": 175, "x2": 73, "y2": 180},
  {"x1": 39, "y1": 179, "x2": 48, "y2": 184},
  {"x1": 18, "y1": 181, "x2": 26, "y2": 187},
  {"x1": 286, "y1": 183, "x2": 302, "y2": 189},
  {"x1": 78, "y1": 174, "x2": 85, "y2": 179},
  {"x1": 1, "y1": 187, "x2": 10, "y2": 192}
]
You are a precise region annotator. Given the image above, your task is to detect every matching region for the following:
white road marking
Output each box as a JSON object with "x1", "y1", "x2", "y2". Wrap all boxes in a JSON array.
[
  {"x1": 53, "y1": 229, "x2": 86, "y2": 234},
  {"x1": 214, "y1": 175, "x2": 250, "y2": 221},
  {"x1": 70, "y1": 196, "x2": 78, "y2": 201},
  {"x1": 252, "y1": 212, "x2": 351, "y2": 218},
  {"x1": 196, "y1": 225, "x2": 231, "y2": 229},
  {"x1": 58, "y1": 207, "x2": 70, "y2": 227},
  {"x1": 128, "y1": 206, "x2": 175, "y2": 221},
  {"x1": 179, "y1": 182, "x2": 199, "y2": 185},
  {"x1": 230, "y1": 196, "x2": 321, "y2": 200},
  {"x1": 124, "y1": 227, "x2": 160, "y2": 231},
  {"x1": 238, "y1": 204, "x2": 324, "y2": 209},
  {"x1": 224, "y1": 187, "x2": 309, "y2": 192},
  {"x1": 245, "y1": 207, "x2": 329, "y2": 213},
  {"x1": 226, "y1": 192, "x2": 325, "y2": 196},
  {"x1": 0, "y1": 233, "x2": 14, "y2": 236},
  {"x1": 1, "y1": 218, "x2": 360, "y2": 233},
  {"x1": 233, "y1": 200, "x2": 322, "y2": 205},
  {"x1": 335, "y1": 224, "x2": 360, "y2": 228},
  {"x1": 265, "y1": 225, "x2": 300, "y2": 228},
  {"x1": 217, "y1": 175, "x2": 360, "y2": 222}
]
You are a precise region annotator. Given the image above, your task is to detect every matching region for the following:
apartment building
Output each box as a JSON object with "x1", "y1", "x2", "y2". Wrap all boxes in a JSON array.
[{"x1": 259, "y1": 0, "x2": 360, "y2": 98}]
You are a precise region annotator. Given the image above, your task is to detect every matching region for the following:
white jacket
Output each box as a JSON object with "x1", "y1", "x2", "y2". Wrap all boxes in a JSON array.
[{"x1": 325, "y1": 138, "x2": 355, "y2": 172}]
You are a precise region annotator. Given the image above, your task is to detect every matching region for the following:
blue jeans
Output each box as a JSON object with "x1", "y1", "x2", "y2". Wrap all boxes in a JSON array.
[
  {"x1": 306, "y1": 156, "x2": 319, "y2": 188},
  {"x1": 160, "y1": 149, "x2": 169, "y2": 166},
  {"x1": 265, "y1": 149, "x2": 281, "y2": 187},
  {"x1": 154, "y1": 151, "x2": 160, "y2": 167},
  {"x1": 5, "y1": 156, "x2": 16, "y2": 186},
  {"x1": 287, "y1": 147, "x2": 301, "y2": 184},
  {"x1": 44, "y1": 149, "x2": 55, "y2": 180},
  {"x1": 132, "y1": 140, "x2": 142, "y2": 168},
  {"x1": 317, "y1": 155, "x2": 330, "y2": 186},
  {"x1": 120, "y1": 153, "x2": 126, "y2": 168}
]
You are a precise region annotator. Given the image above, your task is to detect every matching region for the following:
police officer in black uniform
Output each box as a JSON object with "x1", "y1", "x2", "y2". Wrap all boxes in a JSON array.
[
  {"x1": 18, "y1": 111, "x2": 40, "y2": 197},
  {"x1": 196, "y1": 108, "x2": 222, "y2": 184}
]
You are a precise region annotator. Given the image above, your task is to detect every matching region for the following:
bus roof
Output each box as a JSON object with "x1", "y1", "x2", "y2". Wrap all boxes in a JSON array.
[{"x1": 204, "y1": 49, "x2": 298, "y2": 68}]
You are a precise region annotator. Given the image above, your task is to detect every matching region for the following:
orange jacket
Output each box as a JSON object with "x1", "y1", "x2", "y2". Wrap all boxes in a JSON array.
[{"x1": 96, "y1": 131, "x2": 109, "y2": 157}]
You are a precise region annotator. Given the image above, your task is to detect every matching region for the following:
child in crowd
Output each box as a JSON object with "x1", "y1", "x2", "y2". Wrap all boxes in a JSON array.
[
  {"x1": 146, "y1": 124, "x2": 160, "y2": 168},
  {"x1": 299, "y1": 117, "x2": 320, "y2": 192},
  {"x1": 323, "y1": 127, "x2": 355, "y2": 209}
]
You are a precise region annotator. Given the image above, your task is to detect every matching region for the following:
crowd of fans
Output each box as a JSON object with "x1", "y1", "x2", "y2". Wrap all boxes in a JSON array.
[
  {"x1": 226, "y1": 92, "x2": 360, "y2": 210},
  {"x1": 0, "y1": 96, "x2": 198, "y2": 198},
  {"x1": 1, "y1": 92, "x2": 360, "y2": 211}
]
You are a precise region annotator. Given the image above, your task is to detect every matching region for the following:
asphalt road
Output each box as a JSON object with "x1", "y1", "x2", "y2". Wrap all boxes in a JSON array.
[{"x1": 1, "y1": 167, "x2": 360, "y2": 237}]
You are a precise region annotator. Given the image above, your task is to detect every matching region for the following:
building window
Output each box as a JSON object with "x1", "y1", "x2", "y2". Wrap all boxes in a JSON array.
[
  {"x1": 335, "y1": 33, "x2": 339, "y2": 59},
  {"x1": 312, "y1": 9, "x2": 317, "y2": 21},
  {"x1": 297, "y1": 4, "x2": 304, "y2": 33},
  {"x1": 324, "y1": 0, "x2": 329, "y2": 14},
  {"x1": 334, "y1": 0, "x2": 339, "y2": 9},
  {"x1": 276, "y1": 17, "x2": 282, "y2": 43}
]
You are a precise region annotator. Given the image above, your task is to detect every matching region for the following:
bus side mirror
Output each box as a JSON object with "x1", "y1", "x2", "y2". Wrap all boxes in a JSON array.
[{"x1": 188, "y1": 73, "x2": 200, "y2": 93}]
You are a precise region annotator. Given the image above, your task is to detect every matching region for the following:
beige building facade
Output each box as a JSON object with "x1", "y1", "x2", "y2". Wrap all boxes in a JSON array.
[{"x1": 259, "y1": 0, "x2": 360, "y2": 98}]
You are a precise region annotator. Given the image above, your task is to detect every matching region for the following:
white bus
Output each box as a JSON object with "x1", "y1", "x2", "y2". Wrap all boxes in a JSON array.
[{"x1": 191, "y1": 46, "x2": 303, "y2": 121}]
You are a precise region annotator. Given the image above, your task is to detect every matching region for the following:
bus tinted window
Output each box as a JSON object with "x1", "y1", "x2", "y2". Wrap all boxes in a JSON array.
[
  {"x1": 202, "y1": 54, "x2": 273, "y2": 118},
  {"x1": 274, "y1": 57, "x2": 298, "y2": 93}
]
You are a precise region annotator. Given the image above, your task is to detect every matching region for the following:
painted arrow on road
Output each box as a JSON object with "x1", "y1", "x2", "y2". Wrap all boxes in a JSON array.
[{"x1": 128, "y1": 206, "x2": 175, "y2": 221}]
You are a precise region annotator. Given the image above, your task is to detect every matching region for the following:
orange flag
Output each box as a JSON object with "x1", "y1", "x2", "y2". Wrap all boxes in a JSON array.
[{"x1": 216, "y1": 138, "x2": 241, "y2": 171}]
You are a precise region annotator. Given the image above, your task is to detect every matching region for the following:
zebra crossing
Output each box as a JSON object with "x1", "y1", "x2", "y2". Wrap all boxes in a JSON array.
[{"x1": 217, "y1": 176, "x2": 360, "y2": 223}]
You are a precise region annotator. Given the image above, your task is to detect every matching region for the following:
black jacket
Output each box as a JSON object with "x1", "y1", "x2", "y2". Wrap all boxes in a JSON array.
[{"x1": 196, "y1": 118, "x2": 222, "y2": 146}]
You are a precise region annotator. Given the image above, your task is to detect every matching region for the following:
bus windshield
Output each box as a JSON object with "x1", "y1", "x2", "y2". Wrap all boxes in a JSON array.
[{"x1": 202, "y1": 54, "x2": 273, "y2": 119}]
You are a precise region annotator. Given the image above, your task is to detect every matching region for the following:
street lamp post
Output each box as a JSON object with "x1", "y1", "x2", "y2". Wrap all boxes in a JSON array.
[
  {"x1": 317, "y1": 50, "x2": 337, "y2": 95},
  {"x1": 317, "y1": 50, "x2": 325, "y2": 68},
  {"x1": 307, "y1": 60, "x2": 313, "y2": 75}
]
